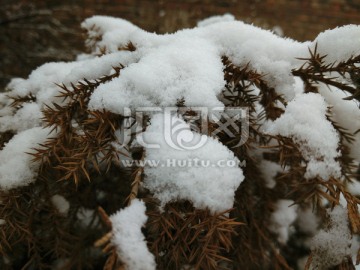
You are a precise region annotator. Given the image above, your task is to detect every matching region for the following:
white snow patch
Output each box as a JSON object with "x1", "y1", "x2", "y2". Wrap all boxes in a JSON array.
[
  {"x1": 110, "y1": 199, "x2": 156, "y2": 270},
  {"x1": 315, "y1": 25, "x2": 360, "y2": 65},
  {"x1": 0, "y1": 127, "x2": 52, "y2": 190},
  {"x1": 142, "y1": 113, "x2": 244, "y2": 214},
  {"x1": 197, "y1": 20, "x2": 310, "y2": 101},
  {"x1": 264, "y1": 93, "x2": 341, "y2": 180},
  {"x1": 0, "y1": 102, "x2": 42, "y2": 132},
  {"x1": 258, "y1": 160, "x2": 285, "y2": 189},
  {"x1": 76, "y1": 208, "x2": 96, "y2": 227},
  {"x1": 81, "y1": 16, "x2": 311, "y2": 104},
  {"x1": 348, "y1": 180, "x2": 360, "y2": 196},
  {"x1": 310, "y1": 206, "x2": 353, "y2": 269},
  {"x1": 317, "y1": 84, "x2": 360, "y2": 162},
  {"x1": 270, "y1": 199, "x2": 298, "y2": 244},
  {"x1": 51, "y1": 195, "x2": 70, "y2": 215},
  {"x1": 296, "y1": 207, "x2": 319, "y2": 235},
  {"x1": 6, "y1": 51, "x2": 138, "y2": 108},
  {"x1": 82, "y1": 16, "x2": 148, "y2": 54},
  {"x1": 88, "y1": 36, "x2": 225, "y2": 113}
]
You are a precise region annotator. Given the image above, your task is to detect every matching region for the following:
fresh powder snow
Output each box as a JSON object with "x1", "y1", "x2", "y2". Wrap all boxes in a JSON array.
[
  {"x1": 269, "y1": 199, "x2": 298, "y2": 244},
  {"x1": 264, "y1": 93, "x2": 342, "y2": 180},
  {"x1": 310, "y1": 206, "x2": 353, "y2": 269},
  {"x1": 142, "y1": 113, "x2": 244, "y2": 214},
  {"x1": 1, "y1": 14, "x2": 360, "y2": 269},
  {"x1": 110, "y1": 199, "x2": 156, "y2": 270},
  {"x1": 0, "y1": 127, "x2": 53, "y2": 190}
]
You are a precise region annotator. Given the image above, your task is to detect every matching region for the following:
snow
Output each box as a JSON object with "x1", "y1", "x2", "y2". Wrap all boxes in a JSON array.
[
  {"x1": 314, "y1": 25, "x2": 360, "y2": 65},
  {"x1": 88, "y1": 37, "x2": 225, "y2": 113},
  {"x1": 197, "y1": 21, "x2": 309, "y2": 101},
  {"x1": 142, "y1": 113, "x2": 244, "y2": 214},
  {"x1": 110, "y1": 199, "x2": 156, "y2": 270},
  {"x1": 0, "y1": 50, "x2": 139, "y2": 135},
  {"x1": 258, "y1": 160, "x2": 285, "y2": 189},
  {"x1": 317, "y1": 84, "x2": 360, "y2": 162},
  {"x1": 82, "y1": 16, "x2": 147, "y2": 54},
  {"x1": 348, "y1": 180, "x2": 360, "y2": 196},
  {"x1": 5, "y1": 51, "x2": 138, "y2": 110},
  {"x1": 5, "y1": 17, "x2": 359, "y2": 148},
  {"x1": 81, "y1": 17, "x2": 360, "y2": 112},
  {"x1": 84, "y1": 16, "x2": 311, "y2": 108},
  {"x1": 310, "y1": 206, "x2": 353, "y2": 269},
  {"x1": 51, "y1": 195, "x2": 70, "y2": 215},
  {"x1": 0, "y1": 127, "x2": 52, "y2": 190},
  {"x1": 0, "y1": 12, "x2": 359, "y2": 269},
  {"x1": 0, "y1": 93, "x2": 12, "y2": 116},
  {"x1": 296, "y1": 208, "x2": 319, "y2": 235},
  {"x1": 4, "y1": 17, "x2": 360, "y2": 130},
  {"x1": 0, "y1": 102, "x2": 42, "y2": 132},
  {"x1": 197, "y1": 14, "x2": 235, "y2": 27},
  {"x1": 264, "y1": 93, "x2": 341, "y2": 180},
  {"x1": 7, "y1": 62, "x2": 79, "y2": 102},
  {"x1": 76, "y1": 208, "x2": 96, "y2": 227},
  {"x1": 269, "y1": 199, "x2": 297, "y2": 244}
]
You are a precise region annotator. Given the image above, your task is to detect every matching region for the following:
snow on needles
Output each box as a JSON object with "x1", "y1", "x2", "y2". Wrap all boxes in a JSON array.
[
  {"x1": 86, "y1": 16, "x2": 310, "y2": 110},
  {"x1": 264, "y1": 93, "x2": 341, "y2": 180},
  {"x1": 82, "y1": 16, "x2": 360, "y2": 110},
  {"x1": 0, "y1": 127, "x2": 53, "y2": 190},
  {"x1": 0, "y1": 15, "x2": 359, "y2": 269},
  {"x1": 317, "y1": 84, "x2": 360, "y2": 162},
  {"x1": 270, "y1": 199, "x2": 297, "y2": 244},
  {"x1": 1, "y1": 15, "x2": 360, "y2": 208},
  {"x1": 315, "y1": 25, "x2": 360, "y2": 65},
  {"x1": 142, "y1": 113, "x2": 244, "y2": 214},
  {"x1": 110, "y1": 199, "x2": 156, "y2": 270},
  {"x1": 5, "y1": 16, "x2": 360, "y2": 139},
  {"x1": 88, "y1": 37, "x2": 225, "y2": 113},
  {"x1": 5, "y1": 51, "x2": 138, "y2": 109},
  {"x1": 310, "y1": 206, "x2": 353, "y2": 269},
  {"x1": 0, "y1": 102, "x2": 42, "y2": 133}
]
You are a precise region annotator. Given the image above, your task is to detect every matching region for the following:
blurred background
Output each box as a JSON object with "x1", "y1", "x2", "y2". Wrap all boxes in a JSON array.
[{"x1": 1, "y1": 0, "x2": 360, "y2": 90}]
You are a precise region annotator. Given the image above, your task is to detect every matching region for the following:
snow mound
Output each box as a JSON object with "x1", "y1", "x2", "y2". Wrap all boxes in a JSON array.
[
  {"x1": 310, "y1": 206, "x2": 353, "y2": 269},
  {"x1": 110, "y1": 199, "x2": 156, "y2": 270},
  {"x1": 142, "y1": 113, "x2": 244, "y2": 214},
  {"x1": 264, "y1": 93, "x2": 341, "y2": 180},
  {"x1": 0, "y1": 127, "x2": 53, "y2": 190}
]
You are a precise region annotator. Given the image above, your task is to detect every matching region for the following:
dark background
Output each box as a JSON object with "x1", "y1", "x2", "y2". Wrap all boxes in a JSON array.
[{"x1": 1, "y1": 0, "x2": 360, "y2": 90}]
